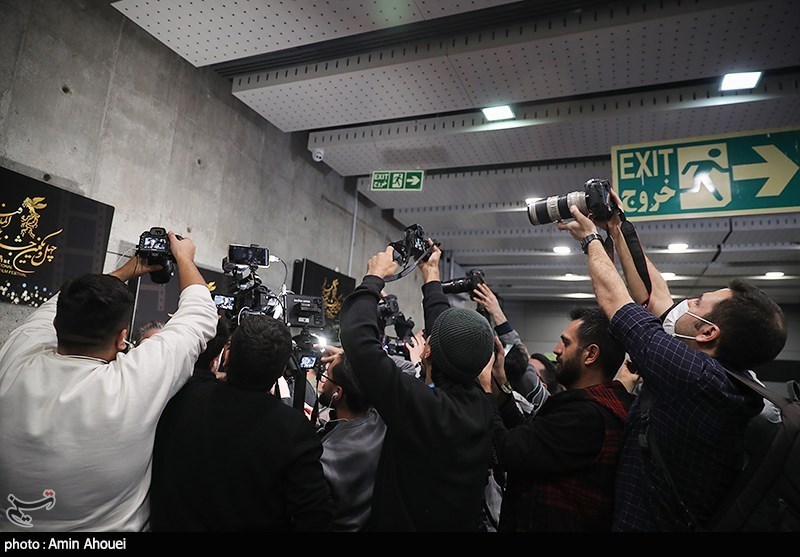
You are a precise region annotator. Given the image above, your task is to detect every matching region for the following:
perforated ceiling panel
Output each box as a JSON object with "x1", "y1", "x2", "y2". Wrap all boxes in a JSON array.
[
  {"x1": 113, "y1": 0, "x2": 518, "y2": 66},
  {"x1": 315, "y1": 83, "x2": 800, "y2": 176},
  {"x1": 229, "y1": 0, "x2": 800, "y2": 131}
]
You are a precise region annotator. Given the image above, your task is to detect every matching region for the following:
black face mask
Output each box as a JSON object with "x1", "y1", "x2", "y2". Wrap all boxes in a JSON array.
[{"x1": 318, "y1": 390, "x2": 335, "y2": 408}]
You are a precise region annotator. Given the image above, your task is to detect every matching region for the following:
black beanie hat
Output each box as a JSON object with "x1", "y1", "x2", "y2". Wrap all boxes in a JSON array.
[{"x1": 429, "y1": 307, "x2": 494, "y2": 383}]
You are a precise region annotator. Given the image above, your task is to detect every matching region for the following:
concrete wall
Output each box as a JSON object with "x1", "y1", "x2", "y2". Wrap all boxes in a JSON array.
[{"x1": 0, "y1": 0, "x2": 424, "y2": 344}]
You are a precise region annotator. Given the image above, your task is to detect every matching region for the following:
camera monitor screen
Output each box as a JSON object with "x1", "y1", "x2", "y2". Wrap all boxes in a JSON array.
[
  {"x1": 214, "y1": 295, "x2": 235, "y2": 311},
  {"x1": 299, "y1": 355, "x2": 317, "y2": 369},
  {"x1": 228, "y1": 244, "x2": 269, "y2": 267},
  {"x1": 142, "y1": 236, "x2": 168, "y2": 251}
]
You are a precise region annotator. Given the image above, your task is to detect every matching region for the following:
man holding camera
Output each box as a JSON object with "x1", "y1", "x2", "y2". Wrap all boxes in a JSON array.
[
  {"x1": 557, "y1": 199, "x2": 787, "y2": 531},
  {"x1": 150, "y1": 315, "x2": 333, "y2": 531},
  {"x1": 484, "y1": 306, "x2": 634, "y2": 531},
  {"x1": 0, "y1": 232, "x2": 217, "y2": 531},
  {"x1": 339, "y1": 242, "x2": 495, "y2": 531}
]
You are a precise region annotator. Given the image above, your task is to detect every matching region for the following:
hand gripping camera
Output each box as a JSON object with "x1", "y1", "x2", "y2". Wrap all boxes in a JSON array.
[
  {"x1": 527, "y1": 178, "x2": 616, "y2": 226},
  {"x1": 136, "y1": 227, "x2": 177, "y2": 284},
  {"x1": 386, "y1": 224, "x2": 439, "y2": 282}
]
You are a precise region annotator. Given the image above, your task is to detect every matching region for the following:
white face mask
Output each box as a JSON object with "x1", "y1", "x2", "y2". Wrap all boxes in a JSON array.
[{"x1": 662, "y1": 299, "x2": 716, "y2": 340}]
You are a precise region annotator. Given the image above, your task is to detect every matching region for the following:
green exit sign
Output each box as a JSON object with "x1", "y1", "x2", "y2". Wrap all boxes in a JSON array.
[
  {"x1": 611, "y1": 127, "x2": 800, "y2": 221},
  {"x1": 370, "y1": 170, "x2": 424, "y2": 191}
]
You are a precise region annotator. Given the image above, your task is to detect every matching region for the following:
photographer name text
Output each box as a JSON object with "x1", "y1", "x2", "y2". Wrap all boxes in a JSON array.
[{"x1": 4, "y1": 537, "x2": 126, "y2": 551}]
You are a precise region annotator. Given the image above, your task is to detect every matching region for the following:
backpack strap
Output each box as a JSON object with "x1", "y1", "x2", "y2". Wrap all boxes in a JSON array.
[
  {"x1": 721, "y1": 368, "x2": 794, "y2": 413},
  {"x1": 638, "y1": 387, "x2": 699, "y2": 531}
]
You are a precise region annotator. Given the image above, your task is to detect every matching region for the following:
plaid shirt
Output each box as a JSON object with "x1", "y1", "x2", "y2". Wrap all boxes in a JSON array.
[{"x1": 609, "y1": 303, "x2": 763, "y2": 531}]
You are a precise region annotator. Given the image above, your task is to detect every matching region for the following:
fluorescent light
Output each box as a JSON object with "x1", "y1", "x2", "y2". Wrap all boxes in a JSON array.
[
  {"x1": 668, "y1": 243, "x2": 689, "y2": 252},
  {"x1": 565, "y1": 293, "x2": 595, "y2": 299},
  {"x1": 661, "y1": 272, "x2": 676, "y2": 281},
  {"x1": 764, "y1": 271, "x2": 785, "y2": 279},
  {"x1": 525, "y1": 197, "x2": 542, "y2": 205},
  {"x1": 563, "y1": 273, "x2": 589, "y2": 281},
  {"x1": 553, "y1": 246, "x2": 571, "y2": 255},
  {"x1": 720, "y1": 71, "x2": 762, "y2": 91},
  {"x1": 482, "y1": 105, "x2": 515, "y2": 121}
]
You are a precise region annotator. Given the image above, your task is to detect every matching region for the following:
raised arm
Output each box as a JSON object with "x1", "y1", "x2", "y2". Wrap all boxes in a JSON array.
[
  {"x1": 602, "y1": 189, "x2": 673, "y2": 317},
  {"x1": 558, "y1": 206, "x2": 634, "y2": 320}
]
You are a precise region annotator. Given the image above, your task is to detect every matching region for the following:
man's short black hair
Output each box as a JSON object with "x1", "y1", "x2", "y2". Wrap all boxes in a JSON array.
[
  {"x1": 225, "y1": 316, "x2": 292, "y2": 391},
  {"x1": 569, "y1": 306, "x2": 625, "y2": 381},
  {"x1": 504, "y1": 344, "x2": 529, "y2": 384},
  {"x1": 196, "y1": 317, "x2": 232, "y2": 371},
  {"x1": 54, "y1": 274, "x2": 134, "y2": 349},
  {"x1": 329, "y1": 355, "x2": 370, "y2": 414},
  {"x1": 705, "y1": 279, "x2": 787, "y2": 370}
]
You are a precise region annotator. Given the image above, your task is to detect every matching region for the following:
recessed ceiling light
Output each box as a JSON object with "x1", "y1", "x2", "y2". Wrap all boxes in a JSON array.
[
  {"x1": 764, "y1": 271, "x2": 785, "y2": 279},
  {"x1": 553, "y1": 246, "x2": 571, "y2": 255},
  {"x1": 482, "y1": 105, "x2": 515, "y2": 121},
  {"x1": 525, "y1": 197, "x2": 542, "y2": 205},
  {"x1": 661, "y1": 272, "x2": 676, "y2": 280},
  {"x1": 668, "y1": 243, "x2": 689, "y2": 252},
  {"x1": 720, "y1": 71, "x2": 762, "y2": 91}
]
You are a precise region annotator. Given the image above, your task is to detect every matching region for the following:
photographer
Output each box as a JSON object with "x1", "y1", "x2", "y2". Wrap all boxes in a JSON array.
[
  {"x1": 339, "y1": 242, "x2": 495, "y2": 531},
  {"x1": 151, "y1": 316, "x2": 333, "y2": 531},
  {"x1": 557, "y1": 199, "x2": 786, "y2": 531},
  {"x1": 472, "y1": 282, "x2": 548, "y2": 414},
  {"x1": 0, "y1": 231, "x2": 217, "y2": 531},
  {"x1": 317, "y1": 348, "x2": 387, "y2": 531}
]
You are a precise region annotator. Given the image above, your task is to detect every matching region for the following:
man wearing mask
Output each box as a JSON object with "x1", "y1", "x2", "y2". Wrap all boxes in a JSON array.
[
  {"x1": 557, "y1": 198, "x2": 787, "y2": 531},
  {"x1": 317, "y1": 351, "x2": 386, "y2": 531}
]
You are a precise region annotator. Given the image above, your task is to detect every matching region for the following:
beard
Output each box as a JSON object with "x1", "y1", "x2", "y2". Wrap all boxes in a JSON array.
[{"x1": 555, "y1": 356, "x2": 581, "y2": 389}]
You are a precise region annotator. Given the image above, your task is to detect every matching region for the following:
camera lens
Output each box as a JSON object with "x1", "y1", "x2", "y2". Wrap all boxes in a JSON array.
[{"x1": 527, "y1": 191, "x2": 588, "y2": 226}]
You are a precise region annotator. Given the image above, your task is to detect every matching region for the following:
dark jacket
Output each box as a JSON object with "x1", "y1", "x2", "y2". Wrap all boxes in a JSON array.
[
  {"x1": 494, "y1": 380, "x2": 634, "y2": 531},
  {"x1": 151, "y1": 380, "x2": 333, "y2": 531},
  {"x1": 339, "y1": 276, "x2": 494, "y2": 531}
]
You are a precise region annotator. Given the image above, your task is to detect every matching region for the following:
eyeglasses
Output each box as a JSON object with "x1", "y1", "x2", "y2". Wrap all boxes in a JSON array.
[{"x1": 318, "y1": 372, "x2": 339, "y2": 385}]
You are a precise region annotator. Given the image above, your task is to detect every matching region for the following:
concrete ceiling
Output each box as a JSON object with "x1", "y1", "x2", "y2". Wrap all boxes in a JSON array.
[{"x1": 114, "y1": 0, "x2": 800, "y2": 304}]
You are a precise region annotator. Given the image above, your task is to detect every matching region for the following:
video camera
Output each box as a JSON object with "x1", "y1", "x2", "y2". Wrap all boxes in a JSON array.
[
  {"x1": 378, "y1": 293, "x2": 415, "y2": 360},
  {"x1": 136, "y1": 227, "x2": 178, "y2": 284},
  {"x1": 442, "y1": 268, "x2": 486, "y2": 299},
  {"x1": 219, "y1": 243, "x2": 325, "y2": 331}
]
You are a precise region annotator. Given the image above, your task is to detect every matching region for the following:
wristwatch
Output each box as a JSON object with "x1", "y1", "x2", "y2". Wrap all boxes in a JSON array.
[
  {"x1": 580, "y1": 233, "x2": 603, "y2": 254},
  {"x1": 499, "y1": 382, "x2": 514, "y2": 395}
]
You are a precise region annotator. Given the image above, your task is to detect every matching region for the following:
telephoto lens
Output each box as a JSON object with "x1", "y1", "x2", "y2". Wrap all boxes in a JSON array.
[{"x1": 527, "y1": 191, "x2": 588, "y2": 226}]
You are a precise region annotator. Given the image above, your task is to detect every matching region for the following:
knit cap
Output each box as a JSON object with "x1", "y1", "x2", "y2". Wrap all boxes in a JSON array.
[{"x1": 429, "y1": 307, "x2": 494, "y2": 383}]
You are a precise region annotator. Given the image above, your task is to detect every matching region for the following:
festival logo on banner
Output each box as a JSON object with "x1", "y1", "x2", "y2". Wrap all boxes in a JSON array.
[{"x1": 0, "y1": 166, "x2": 114, "y2": 307}]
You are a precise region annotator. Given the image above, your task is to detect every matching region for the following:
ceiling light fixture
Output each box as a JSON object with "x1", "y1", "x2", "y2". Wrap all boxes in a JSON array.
[
  {"x1": 482, "y1": 105, "x2": 515, "y2": 121},
  {"x1": 720, "y1": 71, "x2": 762, "y2": 91},
  {"x1": 553, "y1": 246, "x2": 571, "y2": 255},
  {"x1": 564, "y1": 293, "x2": 595, "y2": 299},
  {"x1": 764, "y1": 271, "x2": 785, "y2": 279},
  {"x1": 668, "y1": 243, "x2": 689, "y2": 252},
  {"x1": 661, "y1": 272, "x2": 676, "y2": 280}
]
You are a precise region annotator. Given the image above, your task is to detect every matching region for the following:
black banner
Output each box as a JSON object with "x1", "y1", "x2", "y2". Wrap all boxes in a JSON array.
[
  {"x1": 291, "y1": 259, "x2": 355, "y2": 323},
  {"x1": 0, "y1": 167, "x2": 113, "y2": 308}
]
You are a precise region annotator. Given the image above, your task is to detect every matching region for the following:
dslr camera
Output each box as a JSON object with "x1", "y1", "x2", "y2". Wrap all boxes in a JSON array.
[
  {"x1": 389, "y1": 224, "x2": 430, "y2": 266},
  {"x1": 442, "y1": 268, "x2": 485, "y2": 299},
  {"x1": 136, "y1": 227, "x2": 176, "y2": 284},
  {"x1": 527, "y1": 178, "x2": 616, "y2": 226}
]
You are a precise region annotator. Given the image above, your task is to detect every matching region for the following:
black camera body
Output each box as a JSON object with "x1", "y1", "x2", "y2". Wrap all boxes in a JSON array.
[
  {"x1": 378, "y1": 293, "x2": 415, "y2": 338},
  {"x1": 285, "y1": 294, "x2": 325, "y2": 329},
  {"x1": 390, "y1": 224, "x2": 429, "y2": 266},
  {"x1": 527, "y1": 178, "x2": 616, "y2": 226},
  {"x1": 293, "y1": 327, "x2": 324, "y2": 373},
  {"x1": 442, "y1": 268, "x2": 486, "y2": 298},
  {"x1": 136, "y1": 227, "x2": 175, "y2": 284}
]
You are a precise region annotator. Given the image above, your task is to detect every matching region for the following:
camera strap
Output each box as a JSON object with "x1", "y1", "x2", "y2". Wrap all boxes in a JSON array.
[
  {"x1": 384, "y1": 244, "x2": 437, "y2": 283},
  {"x1": 611, "y1": 211, "x2": 653, "y2": 303}
]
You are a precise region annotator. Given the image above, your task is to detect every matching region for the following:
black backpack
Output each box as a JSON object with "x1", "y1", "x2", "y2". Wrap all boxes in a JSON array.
[{"x1": 640, "y1": 371, "x2": 800, "y2": 531}]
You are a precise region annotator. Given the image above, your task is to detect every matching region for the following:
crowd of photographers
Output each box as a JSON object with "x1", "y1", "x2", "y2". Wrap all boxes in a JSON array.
[{"x1": 0, "y1": 184, "x2": 788, "y2": 532}]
